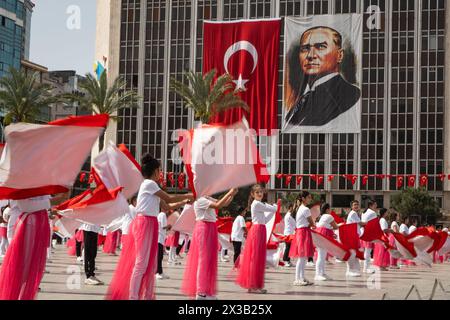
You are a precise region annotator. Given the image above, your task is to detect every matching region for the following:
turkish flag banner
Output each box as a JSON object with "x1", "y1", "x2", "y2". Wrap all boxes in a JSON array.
[{"x1": 203, "y1": 19, "x2": 281, "y2": 135}]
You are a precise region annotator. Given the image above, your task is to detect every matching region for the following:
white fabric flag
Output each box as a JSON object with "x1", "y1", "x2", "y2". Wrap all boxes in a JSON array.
[
  {"x1": 0, "y1": 114, "x2": 108, "y2": 199},
  {"x1": 178, "y1": 118, "x2": 269, "y2": 198},
  {"x1": 172, "y1": 204, "x2": 196, "y2": 236}
]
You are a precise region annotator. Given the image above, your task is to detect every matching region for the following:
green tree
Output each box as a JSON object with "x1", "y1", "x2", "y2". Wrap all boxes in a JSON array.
[
  {"x1": 169, "y1": 69, "x2": 249, "y2": 123},
  {"x1": 391, "y1": 188, "x2": 441, "y2": 224},
  {"x1": 0, "y1": 67, "x2": 59, "y2": 125},
  {"x1": 67, "y1": 72, "x2": 140, "y2": 152}
]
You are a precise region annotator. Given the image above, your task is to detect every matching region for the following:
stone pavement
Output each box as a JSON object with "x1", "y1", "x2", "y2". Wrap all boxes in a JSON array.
[{"x1": 24, "y1": 245, "x2": 450, "y2": 300}]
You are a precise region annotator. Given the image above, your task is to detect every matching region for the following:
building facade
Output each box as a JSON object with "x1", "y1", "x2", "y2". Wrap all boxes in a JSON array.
[
  {"x1": 0, "y1": 0, "x2": 33, "y2": 77},
  {"x1": 96, "y1": 0, "x2": 449, "y2": 216}
]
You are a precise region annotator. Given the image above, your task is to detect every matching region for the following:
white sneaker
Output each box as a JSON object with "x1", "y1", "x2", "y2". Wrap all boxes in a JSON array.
[
  {"x1": 284, "y1": 262, "x2": 293, "y2": 267},
  {"x1": 76, "y1": 256, "x2": 83, "y2": 262},
  {"x1": 314, "y1": 275, "x2": 328, "y2": 281},
  {"x1": 323, "y1": 274, "x2": 333, "y2": 280},
  {"x1": 306, "y1": 262, "x2": 315, "y2": 267},
  {"x1": 346, "y1": 271, "x2": 361, "y2": 277},
  {"x1": 156, "y1": 273, "x2": 170, "y2": 280},
  {"x1": 85, "y1": 277, "x2": 101, "y2": 285},
  {"x1": 293, "y1": 279, "x2": 313, "y2": 286},
  {"x1": 248, "y1": 288, "x2": 267, "y2": 294},
  {"x1": 363, "y1": 268, "x2": 375, "y2": 274},
  {"x1": 221, "y1": 258, "x2": 230, "y2": 263}
]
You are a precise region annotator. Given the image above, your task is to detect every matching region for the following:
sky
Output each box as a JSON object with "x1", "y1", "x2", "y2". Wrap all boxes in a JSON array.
[{"x1": 29, "y1": 0, "x2": 97, "y2": 76}]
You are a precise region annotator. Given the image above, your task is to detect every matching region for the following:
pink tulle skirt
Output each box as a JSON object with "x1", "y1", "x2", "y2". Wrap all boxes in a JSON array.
[
  {"x1": 373, "y1": 242, "x2": 390, "y2": 267},
  {"x1": 106, "y1": 215, "x2": 158, "y2": 300},
  {"x1": 66, "y1": 237, "x2": 77, "y2": 256},
  {"x1": 289, "y1": 227, "x2": 314, "y2": 258},
  {"x1": 97, "y1": 234, "x2": 106, "y2": 246},
  {"x1": 75, "y1": 229, "x2": 84, "y2": 242},
  {"x1": 0, "y1": 227, "x2": 7, "y2": 238},
  {"x1": 0, "y1": 210, "x2": 50, "y2": 300},
  {"x1": 103, "y1": 230, "x2": 120, "y2": 254},
  {"x1": 388, "y1": 234, "x2": 398, "y2": 266},
  {"x1": 166, "y1": 231, "x2": 180, "y2": 248},
  {"x1": 236, "y1": 224, "x2": 267, "y2": 290},
  {"x1": 181, "y1": 221, "x2": 218, "y2": 297},
  {"x1": 360, "y1": 240, "x2": 374, "y2": 249}
]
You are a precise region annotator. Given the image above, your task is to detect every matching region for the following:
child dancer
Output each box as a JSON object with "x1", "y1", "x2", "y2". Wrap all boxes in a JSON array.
[
  {"x1": 290, "y1": 191, "x2": 315, "y2": 286},
  {"x1": 282, "y1": 205, "x2": 296, "y2": 267},
  {"x1": 231, "y1": 206, "x2": 247, "y2": 264},
  {"x1": 315, "y1": 203, "x2": 339, "y2": 281},
  {"x1": 389, "y1": 221, "x2": 400, "y2": 269},
  {"x1": 373, "y1": 208, "x2": 391, "y2": 271},
  {"x1": 345, "y1": 200, "x2": 365, "y2": 277},
  {"x1": 156, "y1": 209, "x2": 172, "y2": 280},
  {"x1": 182, "y1": 189, "x2": 237, "y2": 300},
  {"x1": 236, "y1": 185, "x2": 278, "y2": 294},
  {"x1": 107, "y1": 154, "x2": 193, "y2": 300},
  {"x1": 167, "y1": 229, "x2": 181, "y2": 265},
  {"x1": 361, "y1": 200, "x2": 378, "y2": 274}
]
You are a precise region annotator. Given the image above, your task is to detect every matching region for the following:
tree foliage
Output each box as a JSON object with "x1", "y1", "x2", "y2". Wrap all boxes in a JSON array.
[{"x1": 391, "y1": 188, "x2": 441, "y2": 224}]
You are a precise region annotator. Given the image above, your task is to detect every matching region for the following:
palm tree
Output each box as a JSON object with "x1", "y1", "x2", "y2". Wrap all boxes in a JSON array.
[
  {"x1": 68, "y1": 71, "x2": 140, "y2": 152},
  {"x1": 0, "y1": 67, "x2": 59, "y2": 125},
  {"x1": 169, "y1": 69, "x2": 249, "y2": 124}
]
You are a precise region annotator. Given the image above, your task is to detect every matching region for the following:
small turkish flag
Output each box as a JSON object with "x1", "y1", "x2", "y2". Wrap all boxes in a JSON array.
[
  {"x1": 275, "y1": 174, "x2": 283, "y2": 180},
  {"x1": 79, "y1": 172, "x2": 86, "y2": 183},
  {"x1": 296, "y1": 175, "x2": 303, "y2": 185},
  {"x1": 178, "y1": 172, "x2": 185, "y2": 189},
  {"x1": 408, "y1": 175, "x2": 416, "y2": 187},
  {"x1": 420, "y1": 175, "x2": 428, "y2": 187},
  {"x1": 362, "y1": 175, "x2": 369, "y2": 186},
  {"x1": 396, "y1": 176, "x2": 404, "y2": 188},
  {"x1": 310, "y1": 174, "x2": 324, "y2": 186},
  {"x1": 327, "y1": 175, "x2": 335, "y2": 182},
  {"x1": 438, "y1": 173, "x2": 446, "y2": 182},
  {"x1": 167, "y1": 172, "x2": 175, "y2": 187},
  {"x1": 204, "y1": 19, "x2": 281, "y2": 135},
  {"x1": 284, "y1": 174, "x2": 292, "y2": 186}
]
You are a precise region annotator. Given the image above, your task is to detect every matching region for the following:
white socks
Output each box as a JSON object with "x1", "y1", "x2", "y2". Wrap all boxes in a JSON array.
[{"x1": 295, "y1": 257, "x2": 307, "y2": 281}]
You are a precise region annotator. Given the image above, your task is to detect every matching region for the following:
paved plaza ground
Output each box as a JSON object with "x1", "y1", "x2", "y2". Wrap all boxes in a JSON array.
[{"x1": 8, "y1": 244, "x2": 449, "y2": 300}]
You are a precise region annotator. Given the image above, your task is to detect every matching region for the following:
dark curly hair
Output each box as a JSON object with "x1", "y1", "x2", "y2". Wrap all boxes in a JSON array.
[{"x1": 141, "y1": 154, "x2": 160, "y2": 178}]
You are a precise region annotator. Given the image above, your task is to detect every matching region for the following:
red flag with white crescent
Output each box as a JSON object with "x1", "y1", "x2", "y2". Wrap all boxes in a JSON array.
[{"x1": 203, "y1": 19, "x2": 281, "y2": 135}]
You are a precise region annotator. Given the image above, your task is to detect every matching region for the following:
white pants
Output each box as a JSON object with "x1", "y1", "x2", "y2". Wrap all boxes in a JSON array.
[
  {"x1": 295, "y1": 257, "x2": 307, "y2": 281},
  {"x1": 0, "y1": 237, "x2": 8, "y2": 256},
  {"x1": 168, "y1": 247, "x2": 177, "y2": 262},
  {"x1": 363, "y1": 248, "x2": 372, "y2": 270},
  {"x1": 315, "y1": 248, "x2": 327, "y2": 276}
]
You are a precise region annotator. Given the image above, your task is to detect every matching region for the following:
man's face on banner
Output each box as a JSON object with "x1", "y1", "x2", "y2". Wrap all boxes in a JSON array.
[{"x1": 299, "y1": 28, "x2": 344, "y2": 78}]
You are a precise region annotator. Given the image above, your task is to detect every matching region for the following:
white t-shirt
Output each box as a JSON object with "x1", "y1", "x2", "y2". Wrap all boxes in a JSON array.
[
  {"x1": 409, "y1": 225, "x2": 417, "y2": 234},
  {"x1": 296, "y1": 204, "x2": 311, "y2": 228},
  {"x1": 391, "y1": 221, "x2": 399, "y2": 231},
  {"x1": 194, "y1": 197, "x2": 217, "y2": 222},
  {"x1": 250, "y1": 200, "x2": 277, "y2": 225},
  {"x1": 135, "y1": 180, "x2": 161, "y2": 217},
  {"x1": 17, "y1": 195, "x2": 51, "y2": 213},
  {"x1": 231, "y1": 215, "x2": 246, "y2": 242},
  {"x1": 317, "y1": 214, "x2": 335, "y2": 229},
  {"x1": 361, "y1": 208, "x2": 377, "y2": 223},
  {"x1": 157, "y1": 212, "x2": 168, "y2": 244},
  {"x1": 122, "y1": 204, "x2": 137, "y2": 235},
  {"x1": 379, "y1": 217, "x2": 389, "y2": 231},
  {"x1": 399, "y1": 224, "x2": 409, "y2": 235},
  {"x1": 283, "y1": 211, "x2": 296, "y2": 236},
  {"x1": 80, "y1": 223, "x2": 101, "y2": 234},
  {"x1": 346, "y1": 210, "x2": 361, "y2": 224}
]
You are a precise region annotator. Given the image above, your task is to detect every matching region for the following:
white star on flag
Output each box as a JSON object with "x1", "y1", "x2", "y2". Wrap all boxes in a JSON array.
[{"x1": 233, "y1": 74, "x2": 249, "y2": 91}]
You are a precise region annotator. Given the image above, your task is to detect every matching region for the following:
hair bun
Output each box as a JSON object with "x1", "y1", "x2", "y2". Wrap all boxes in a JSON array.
[{"x1": 141, "y1": 153, "x2": 155, "y2": 165}]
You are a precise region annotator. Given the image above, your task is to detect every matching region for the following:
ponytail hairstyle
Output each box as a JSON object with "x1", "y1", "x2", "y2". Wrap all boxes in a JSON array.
[
  {"x1": 247, "y1": 184, "x2": 263, "y2": 210},
  {"x1": 141, "y1": 154, "x2": 161, "y2": 179},
  {"x1": 379, "y1": 208, "x2": 388, "y2": 218},
  {"x1": 321, "y1": 203, "x2": 331, "y2": 215},
  {"x1": 292, "y1": 190, "x2": 310, "y2": 220}
]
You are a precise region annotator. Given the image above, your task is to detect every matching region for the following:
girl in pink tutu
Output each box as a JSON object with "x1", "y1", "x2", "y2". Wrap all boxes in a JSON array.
[
  {"x1": 289, "y1": 191, "x2": 315, "y2": 286},
  {"x1": 373, "y1": 208, "x2": 391, "y2": 271},
  {"x1": 361, "y1": 200, "x2": 378, "y2": 274},
  {"x1": 314, "y1": 203, "x2": 339, "y2": 281},
  {"x1": 181, "y1": 189, "x2": 237, "y2": 300},
  {"x1": 236, "y1": 184, "x2": 278, "y2": 294},
  {"x1": 389, "y1": 221, "x2": 400, "y2": 269},
  {"x1": 106, "y1": 154, "x2": 193, "y2": 300}
]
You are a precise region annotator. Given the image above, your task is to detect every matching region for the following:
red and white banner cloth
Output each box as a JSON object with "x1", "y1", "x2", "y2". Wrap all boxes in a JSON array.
[
  {"x1": 0, "y1": 114, "x2": 108, "y2": 199},
  {"x1": 178, "y1": 118, "x2": 269, "y2": 198},
  {"x1": 311, "y1": 229, "x2": 354, "y2": 261},
  {"x1": 172, "y1": 204, "x2": 196, "y2": 236},
  {"x1": 204, "y1": 19, "x2": 281, "y2": 135},
  {"x1": 93, "y1": 143, "x2": 143, "y2": 199},
  {"x1": 55, "y1": 177, "x2": 128, "y2": 235}
]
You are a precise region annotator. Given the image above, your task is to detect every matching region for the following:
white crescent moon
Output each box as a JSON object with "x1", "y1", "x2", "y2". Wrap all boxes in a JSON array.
[{"x1": 223, "y1": 41, "x2": 258, "y2": 75}]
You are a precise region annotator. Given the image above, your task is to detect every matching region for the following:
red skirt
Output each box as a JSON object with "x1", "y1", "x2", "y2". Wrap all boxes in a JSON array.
[
  {"x1": 289, "y1": 227, "x2": 314, "y2": 258},
  {"x1": 0, "y1": 226, "x2": 7, "y2": 238},
  {"x1": 166, "y1": 231, "x2": 180, "y2": 248},
  {"x1": 103, "y1": 230, "x2": 120, "y2": 254},
  {"x1": 236, "y1": 224, "x2": 267, "y2": 290},
  {"x1": 360, "y1": 240, "x2": 374, "y2": 249},
  {"x1": 373, "y1": 242, "x2": 390, "y2": 267}
]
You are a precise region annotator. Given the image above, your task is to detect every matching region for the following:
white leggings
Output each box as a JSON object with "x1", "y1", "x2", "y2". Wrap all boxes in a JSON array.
[
  {"x1": 364, "y1": 248, "x2": 372, "y2": 270},
  {"x1": 295, "y1": 257, "x2": 307, "y2": 281},
  {"x1": 315, "y1": 248, "x2": 327, "y2": 276},
  {"x1": 0, "y1": 237, "x2": 8, "y2": 256},
  {"x1": 346, "y1": 255, "x2": 360, "y2": 273}
]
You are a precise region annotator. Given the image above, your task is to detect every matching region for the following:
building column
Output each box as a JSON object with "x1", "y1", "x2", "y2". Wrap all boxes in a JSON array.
[{"x1": 443, "y1": 3, "x2": 450, "y2": 216}]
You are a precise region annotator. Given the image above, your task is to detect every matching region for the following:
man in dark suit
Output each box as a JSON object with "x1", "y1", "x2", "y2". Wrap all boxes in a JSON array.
[{"x1": 285, "y1": 26, "x2": 361, "y2": 127}]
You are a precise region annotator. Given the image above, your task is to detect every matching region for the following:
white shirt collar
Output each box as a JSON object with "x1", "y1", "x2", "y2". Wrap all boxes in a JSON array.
[{"x1": 303, "y1": 72, "x2": 340, "y2": 95}]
